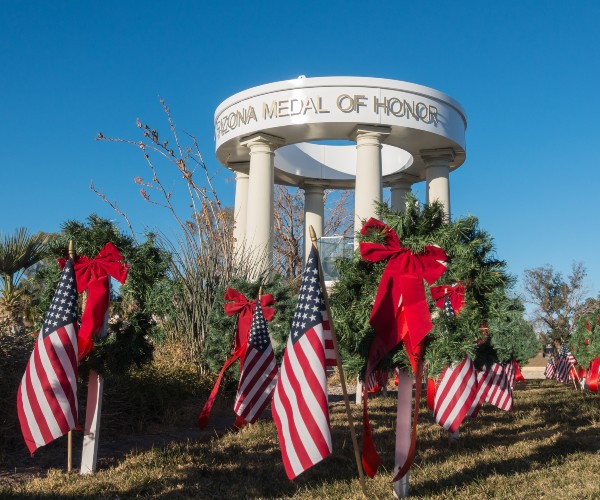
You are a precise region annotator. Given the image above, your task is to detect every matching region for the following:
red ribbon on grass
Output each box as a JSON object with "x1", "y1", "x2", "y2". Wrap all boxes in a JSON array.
[
  {"x1": 60, "y1": 242, "x2": 128, "y2": 361},
  {"x1": 358, "y1": 218, "x2": 447, "y2": 478},
  {"x1": 198, "y1": 288, "x2": 275, "y2": 429}
]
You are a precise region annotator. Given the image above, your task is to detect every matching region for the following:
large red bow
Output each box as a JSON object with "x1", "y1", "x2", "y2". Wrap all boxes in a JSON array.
[
  {"x1": 358, "y1": 218, "x2": 447, "y2": 478},
  {"x1": 430, "y1": 283, "x2": 466, "y2": 316},
  {"x1": 60, "y1": 242, "x2": 128, "y2": 361},
  {"x1": 198, "y1": 288, "x2": 275, "y2": 429},
  {"x1": 359, "y1": 218, "x2": 448, "y2": 373}
]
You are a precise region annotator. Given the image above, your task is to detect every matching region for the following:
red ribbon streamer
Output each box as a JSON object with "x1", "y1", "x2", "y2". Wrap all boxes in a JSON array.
[
  {"x1": 587, "y1": 358, "x2": 599, "y2": 392},
  {"x1": 513, "y1": 359, "x2": 525, "y2": 383},
  {"x1": 430, "y1": 283, "x2": 465, "y2": 315},
  {"x1": 198, "y1": 289, "x2": 275, "y2": 429},
  {"x1": 426, "y1": 377, "x2": 436, "y2": 412},
  {"x1": 358, "y1": 218, "x2": 447, "y2": 478},
  {"x1": 60, "y1": 242, "x2": 128, "y2": 361}
]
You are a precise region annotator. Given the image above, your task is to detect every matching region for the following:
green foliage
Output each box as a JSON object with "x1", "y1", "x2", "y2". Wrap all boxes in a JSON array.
[
  {"x1": 571, "y1": 311, "x2": 600, "y2": 367},
  {"x1": 34, "y1": 215, "x2": 171, "y2": 375},
  {"x1": 330, "y1": 196, "x2": 529, "y2": 378},
  {"x1": 0, "y1": 228, "x2": 49, "y2": 321},
  {"x1": 203, "y1": 275, "x2": 296, "y2": 376},
  {"x1": 488, "y1": 295, "x2": 540, "y2": 365}
]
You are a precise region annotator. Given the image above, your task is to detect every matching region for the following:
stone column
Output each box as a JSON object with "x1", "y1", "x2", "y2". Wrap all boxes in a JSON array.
[
  {"x1": 232, "y1": 167, "x2": 249, "y2": 255},
  {"x1": 303, "y1": 185, "x2": 324, "y2": 262},
  {"x1": 240, "y1": 133, "x2": 285, "y2": 277},
  {"x1": 422, "y1": 148, "x2": 455, "y2": 220},
  {"x1": 352, "y1": 125, "x2": 391, "y2": 238},
  {"x1": 389, "y1": 178, "x2": 413, "y2": 213}
]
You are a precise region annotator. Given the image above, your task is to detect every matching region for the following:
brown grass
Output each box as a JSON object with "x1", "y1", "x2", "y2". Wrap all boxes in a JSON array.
[{"x1": 2, "y1": 381, "x2": 599, "y2": 499}]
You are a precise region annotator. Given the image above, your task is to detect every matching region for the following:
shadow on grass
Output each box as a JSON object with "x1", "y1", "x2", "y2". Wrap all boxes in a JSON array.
[{"x1": 2, "y1": 380, "x2": 598, "y2": 499}]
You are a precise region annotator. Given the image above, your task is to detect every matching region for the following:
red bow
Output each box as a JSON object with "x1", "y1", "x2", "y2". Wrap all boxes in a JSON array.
[
  {"x1": 430, "y1": 283, "x2": 466, "y2": 316},
  {"x1": 586, "y1": 321, "x2": 591, "y2": 331},
  {"x1": 223, "y1": 288, "x2": 275, "y2": 359},
  {"x1": 198, "y1": 288, "x2": 275, "y2": 430},
  {"x1": 358, "y1": 218, "x2": 447, "y2": 478},
  {"x1": 587, "y1": 358, "x2": 599, "y2": 392},
  {"x1": 60, "y1": 242, "x2": 128, "y2": 361}
]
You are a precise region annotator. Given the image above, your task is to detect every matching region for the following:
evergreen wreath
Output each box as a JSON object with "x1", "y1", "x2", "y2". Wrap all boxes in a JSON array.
[
  {"x1": 571, "y1": 311, "x2": 600, "y2": 368},
  {"x1": 329, "y1": 196, "x2": 538, "y2": 379},
  {"x1": 203, "y1": 274, "x2": 296, "y2": 377}
]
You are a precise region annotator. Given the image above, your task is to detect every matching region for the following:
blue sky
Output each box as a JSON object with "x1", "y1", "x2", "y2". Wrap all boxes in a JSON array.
[{"x1": 1, "y1": 1, "x2": 599, "y2": 297}]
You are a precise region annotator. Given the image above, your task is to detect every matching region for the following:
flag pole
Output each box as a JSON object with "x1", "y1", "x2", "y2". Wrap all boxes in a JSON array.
[
  {"x1": 309, "y1": 226, "x2": 367, "y2": 497},
  {"x1": 67, "y1": 240, "x2": 75, "y2": 473}
]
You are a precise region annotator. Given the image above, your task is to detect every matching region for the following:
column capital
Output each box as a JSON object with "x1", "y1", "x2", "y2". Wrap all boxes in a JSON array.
[
  {"x1": 384, "y1": 172, "x2": 420, "y2": 189},
  {"x1": 240, "y1": 132, "x2": 285, "y2": 152},
  {"x1": 228, "y1": 161, "x2": 250, "y2": 175},
  {"x1": 350, "y1": 124, "x2": 392, "y2": 143},
  {"x1": 302, "y1": 184, "x2": 326, "y2": 196},
  {"x1": 420, "y1": 147, "x2": 456, "y2": 165}
]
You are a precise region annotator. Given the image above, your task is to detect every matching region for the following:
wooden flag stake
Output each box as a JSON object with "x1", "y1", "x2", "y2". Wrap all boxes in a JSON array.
[
  {"x1": 67, "y1": 240, "x2": 75, "y2": 473},
  {"x1": 309, "y1": 226, "x2": 367, "y2": 498}
]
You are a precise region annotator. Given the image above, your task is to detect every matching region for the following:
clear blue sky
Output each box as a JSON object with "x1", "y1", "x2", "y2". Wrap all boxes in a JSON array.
[{"x1": 1, "y1": 1, "x2": 599, "y2": 297}]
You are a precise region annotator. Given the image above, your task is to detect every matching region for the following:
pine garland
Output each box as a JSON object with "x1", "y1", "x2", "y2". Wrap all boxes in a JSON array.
[{"x1": 329, "y1": 196, "x2": 538, "y2": 378}]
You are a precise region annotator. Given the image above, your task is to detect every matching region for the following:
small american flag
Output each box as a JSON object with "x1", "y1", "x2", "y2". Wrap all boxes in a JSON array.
[
  {"x1": 555, "y1": 342, "x2": 576, "y2": 383},
  {"x1": 272, "y1": 245, "x2": 332, "y2": 479},
  {"x1": 544, "y1": 355, "x2": 556, "y2": 379},
  {"x1": 483, "y1": 362, "x2": 513, "y2": 411},
  {"x1": 434, "y1": 356, "x2": 478, "y2": 432},
  {"x1": 233, "y1": 301, "x2": 278, "y2": 424},
  {"x1": 365, "y1": 370, "x2": 389, "y2": 394},
  {"x1": 17, "y1": 260, "x2": 79, "y2": 455},
  {"x1": 443, "y1": 294, "x2": 455, "y2": 317}
]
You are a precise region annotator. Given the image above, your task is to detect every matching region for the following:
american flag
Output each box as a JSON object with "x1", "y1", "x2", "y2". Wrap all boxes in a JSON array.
[
  {"x1": 433, "y1": 356, "x2": 478, "y2": 433},
  {"x1": 233, "y1": 301, "x2": 278, "y2": 424},
  {"x1": 17, "y1": 260, "x2": 79, "y2": 455},
  {"x1": 366, "y1": 370, "x2": 389, "y2": 394},
  {"x1": 443, "y1": 294, "x2": 455, "y2": 317},
  {"x1": 272, "y1": 245, "x2": 332, "y2": 479},
  {"x1": 482, "y1": 362, "x2": 513, "y2": 411},
  {"x1": 544, "y1": 355, "x2": 556, "y2": 379},
  {"x1": 555, "y1": 342, "x2": 576, "y2": 383}
]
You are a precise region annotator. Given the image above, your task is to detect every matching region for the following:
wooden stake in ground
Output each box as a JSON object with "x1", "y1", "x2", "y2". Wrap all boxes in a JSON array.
[
  {"x1": 393, "y1": 370, "x2": 413, "y2": 498},
  {"x1": 80, "y1": 288, "x2": 109, "y2": 475},
  {"x1": 309, "y1": 226, "x2": 367, "y2": 498}
]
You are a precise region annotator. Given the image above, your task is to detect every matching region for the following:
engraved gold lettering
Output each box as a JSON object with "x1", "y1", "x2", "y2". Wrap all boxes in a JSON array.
[
  {"x1": 374, "y1": 96, "x2": 388, "y2": 114},
  {"x1": 290, "y1": 99, "x2": 302, "y2": 116},
  {"x1": 388, "y1": 98, "x2": 404, "y2": 117},
  {"x1": 337, "y1": 94, "x2": 354, "y2": 113},
  {"x1": 316, "y1": 97, "x2": 330, "y2": 113},
  {"x1": 278, "y1": 100, "x2": 289, "y2": 117},
  {"x1": 404, "y1": 100, "x2": 417, "y2": 121},
  {"x1": 355, "y1": 95, "x2": 367, "y2": 113},
  {"x1": 303, "y1": 97, "x2": 316, "y2": 115},
  {"x1": 429, "y1": 105, "x2": 439, "y2": 125},
  {"x1": 263, "y1": 101, "x2": 278, "y2": 119},
  {"x1": 416, "y1": 102, "x2": 428, "y2": 121}
]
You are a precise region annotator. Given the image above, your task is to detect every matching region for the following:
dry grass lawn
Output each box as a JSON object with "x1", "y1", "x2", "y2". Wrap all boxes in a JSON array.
[{"x1": 2, "y1": 380, "x2": 599, "y2": 499}]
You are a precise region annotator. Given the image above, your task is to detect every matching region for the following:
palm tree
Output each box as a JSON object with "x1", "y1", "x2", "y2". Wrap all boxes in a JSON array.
[{"x1": 0, "y1": 228, "x2": 49, "y2": 326}]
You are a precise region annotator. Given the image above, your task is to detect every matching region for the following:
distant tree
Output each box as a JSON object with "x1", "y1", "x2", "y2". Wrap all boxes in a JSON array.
[{"x1": 523, "y1": 262, "x2": 589, "y2": 344}]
